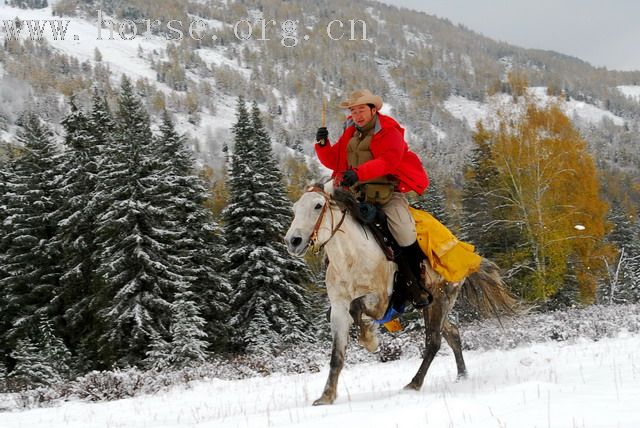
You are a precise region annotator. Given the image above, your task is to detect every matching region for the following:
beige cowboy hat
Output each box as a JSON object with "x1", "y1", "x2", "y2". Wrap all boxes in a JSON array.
[{"x1": 338, "y1": 89, "x2": 383, "y2": 110}]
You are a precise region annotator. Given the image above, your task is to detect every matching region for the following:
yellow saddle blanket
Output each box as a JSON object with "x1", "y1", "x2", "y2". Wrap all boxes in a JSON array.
[{"x1": 409, "y1": 207, "x2": 482, "y2": 283}]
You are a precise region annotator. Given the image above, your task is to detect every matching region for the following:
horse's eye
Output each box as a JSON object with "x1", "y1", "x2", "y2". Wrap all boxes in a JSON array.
[{"x1": 314, "y1": 203, "x2": 323, "y2": 210}]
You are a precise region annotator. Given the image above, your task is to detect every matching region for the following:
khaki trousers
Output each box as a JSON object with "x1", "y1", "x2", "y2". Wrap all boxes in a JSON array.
[{"x1": 380, "y1": 192, "x2": 416, "y2": 247}]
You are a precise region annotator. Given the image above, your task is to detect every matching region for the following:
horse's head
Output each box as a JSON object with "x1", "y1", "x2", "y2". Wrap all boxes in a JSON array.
[{"x1": 284, "y1": 185, "x2": 331, "y2": 257}]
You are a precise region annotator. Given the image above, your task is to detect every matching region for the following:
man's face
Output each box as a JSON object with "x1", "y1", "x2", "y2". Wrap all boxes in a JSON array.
[{"x1": 349, "y1": 104, "x2": 376, "y2": 127}]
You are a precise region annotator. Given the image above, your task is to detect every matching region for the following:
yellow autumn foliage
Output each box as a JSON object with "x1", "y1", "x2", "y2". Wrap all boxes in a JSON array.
[{"x1": 489, "y1": 101, "x2": 611, "y2": 303}]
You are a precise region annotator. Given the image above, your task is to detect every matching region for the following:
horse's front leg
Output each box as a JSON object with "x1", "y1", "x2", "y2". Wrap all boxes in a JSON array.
[{"x1": 313, "y1": 302, "x2": 352, "y2": 406}]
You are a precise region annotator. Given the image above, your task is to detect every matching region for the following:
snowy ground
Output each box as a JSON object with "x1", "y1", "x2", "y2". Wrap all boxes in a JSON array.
[{"x1": 1, "y1": 333, "x2": 638, "y2": 428}]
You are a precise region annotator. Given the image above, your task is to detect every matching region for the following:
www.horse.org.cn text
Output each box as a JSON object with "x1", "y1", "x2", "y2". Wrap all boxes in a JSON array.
[{"x1": 1, "y1": 11, "x2": 370, "y2": 48}]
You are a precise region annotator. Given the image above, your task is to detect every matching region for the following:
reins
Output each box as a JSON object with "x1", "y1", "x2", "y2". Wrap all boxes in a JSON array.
[{"x1": 306, "y1": 186, "x2": 347, "y2": 254}]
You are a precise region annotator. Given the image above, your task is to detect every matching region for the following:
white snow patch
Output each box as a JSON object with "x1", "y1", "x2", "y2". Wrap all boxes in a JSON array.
[
  {"x1": 430, "y1": 123, "x2": 447, "y2": 141},
  {"x1": 443, "y1": 95, "x2": 487, "y2": 128},
  {"x1": 379, "y1": 102, "x2": 393, "y2": 116},
  {"x1": 188, "y1": 15, "x2": 227, "y2": 32},
  {"x1": 445, "y1": 87, "x2": 625, "y2": 129},
  {"x1": 365, "y1": 6, "x2": 386, "y2": 26},
  {"x1": 616, "y1": 85, "x2": 640, "y2": 102},
  {"x1": 376, "y1": 57, "x2": 406, "y2": 101},
  {"x1": 0, "y1": 5, "x2": 169, "y2": 85},
  {"x1": 2, "y1": 335, "x2": 639, "y2": 428},
  {"x1": 402, "y1": 24, "x2": 432, "y2": 45},
  {"x1": 528, "y1": 87, "x2": 625, "y2": 127},
  {"x1": 195, "y1": 48, "x2": 250, "y2": 78}
]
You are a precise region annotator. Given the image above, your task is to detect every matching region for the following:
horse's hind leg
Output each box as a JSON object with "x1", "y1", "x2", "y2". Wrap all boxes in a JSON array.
[
  {"x1": 442, "y1": 320, "x2": 467, "y2": 380},
  {"x1": 314, "y1": 302, "x2": 351, "y2": 406},
  {"x1": 349, "y1": 294, "x2": 384, "y2": 353},
  {"x1": 405, "y1": 302, "x2": 445, "y2": 391}
]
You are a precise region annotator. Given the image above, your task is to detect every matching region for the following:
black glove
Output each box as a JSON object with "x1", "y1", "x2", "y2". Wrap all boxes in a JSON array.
[
  {"x1": 358, "y1": 202, "x2": 377, "y2": 224},
  {"x1": 340, "y1": 169, "x2": 359, "y2": 187},
  {"x1": 315, "y1": 127, "x2": 328, "y2": 145}
]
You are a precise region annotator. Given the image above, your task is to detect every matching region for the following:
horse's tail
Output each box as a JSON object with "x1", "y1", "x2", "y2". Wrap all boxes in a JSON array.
[{"x1": 460, "y1": 258, "x2": 520, "y2": 318}]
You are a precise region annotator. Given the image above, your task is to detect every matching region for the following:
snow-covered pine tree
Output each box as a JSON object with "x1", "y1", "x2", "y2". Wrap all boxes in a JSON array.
[
  {"x1": 8, "y1": 315, "x2": 71, "y2": 389},
  {"x1": 460, "y1": 122, "x2": 503, "y2": 254},
  {"x1": 409, "y1": 175, "x2": 450, "y2": 226},
  {"x1": 630, "y1": 217, "x2": 640, "y2": 303},
  {"x1": 0, "y1": 285, "x2": 7, "y2": 377},
  {"x1": 616, "y1": 212, "x2": 640, "y2": 304},
  {"x1": 38, "y1": 314, "x2": 72, "y2": 379},
  {"x1": 224, "y1": 98, "x2": 315, "y2": 354},
  {"x1": 542, "y1": 253, "x2": 581, "y2": 310},
  {"x1": 601, "y1": 202, "x2": 639, "y2": 304},
  {"x1": 0, "y1": 148, "x2": 12, "y2": 369},
  {"x1": 88, "y1": 86, "x2": 117, "y2": 148},
  {"x1": 0, "y1": 145, "x2": 9, "y2": 245},
  {"x1": 0, "y1": 358, "x2": 7, "y2": 392},
  {"x1": 164, "y1": 284, "x2": 209, "y2": 368},
  {"x1": 50, "y1": 96, "x2": 104, "y2": 369},
  {"x1": 91, "y1": 76, "x2": 174, "y2": 367},
  {"x1": 0, "y1": 112, "x2": 62, "y2": 364},
  {"x1": 73, "y1": 88, "x2": 118, "y2": 368},
  {"x1": 8, "y1": 0, "x2": 48, "y2": 9},
  {"x1": 145, "y1": 284, "x2": 210, "y2": 370},
  {"x1": 149, "y1": 110, "x2": 229, "y2": 359},
  {"x1": 9, "y1": 337, "x2": 46, "y2": 389},
  {"x1": 226, "y1": 96, "x2": 254, "y2": 214},
  {"x1": 144, "y1": 332, "x2": 171, "y2": 370},
  {"x1": 632, "y1": 216, "x2": 640, "y2": 301}
]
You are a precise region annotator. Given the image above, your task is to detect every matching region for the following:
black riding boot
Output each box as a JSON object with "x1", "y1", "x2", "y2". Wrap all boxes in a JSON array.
[{"x1": 397, "y1": 241, "x2": 433, "y2": 309}]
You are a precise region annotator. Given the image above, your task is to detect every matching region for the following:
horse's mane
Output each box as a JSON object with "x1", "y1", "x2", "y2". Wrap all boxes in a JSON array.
[
  {"x1": 307, "y1": 181, "x2": 377, "y2": 224},
  {"x1": 328, "y1": 187, "x2": 373, "y2": 224},
  {"x1": 311, "y1": 181, "x2": 326, "y2": 191}
]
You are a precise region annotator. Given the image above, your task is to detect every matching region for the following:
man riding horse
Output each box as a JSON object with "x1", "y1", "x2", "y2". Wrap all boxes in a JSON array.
[{"x1": 315, "y1": 89, "x2": 432, "y2": 309}]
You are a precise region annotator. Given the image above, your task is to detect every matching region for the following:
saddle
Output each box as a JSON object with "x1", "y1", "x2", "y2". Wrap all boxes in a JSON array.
[
  {"x1": 331, "y1": 188, "x2": 399, "y2": 259},
  {"x1": 357, "y1": 202, "x2": 398, "y2": 262}
]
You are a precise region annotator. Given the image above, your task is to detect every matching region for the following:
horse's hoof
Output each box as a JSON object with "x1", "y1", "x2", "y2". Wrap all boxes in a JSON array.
[
  {"x1": 313, "y1": 395, "x2": 335, "y2": 406},
  {"x1": 456, "y1": 372, "x2": 468, "y2": 381},
  {"x1": 359, "y1": 335, "x2": 380, "y2": 353},
  {"x1": 403, "y1": 382, "x2": 421, "y2": 391}
]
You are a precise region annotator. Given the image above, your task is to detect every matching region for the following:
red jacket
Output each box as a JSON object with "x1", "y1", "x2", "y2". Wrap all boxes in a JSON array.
[{"x1": 315, "y1": 113, "x2": 429, "y2": 194}]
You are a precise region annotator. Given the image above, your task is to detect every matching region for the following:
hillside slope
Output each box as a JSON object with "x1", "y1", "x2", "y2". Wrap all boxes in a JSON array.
[{"x1": 1, "y1": 0, "x2": 639, "y2": 178}]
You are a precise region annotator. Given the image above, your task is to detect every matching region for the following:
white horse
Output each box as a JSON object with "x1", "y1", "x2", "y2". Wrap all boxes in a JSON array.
[{"x1": 284, "y1": 183, "x2": 517, "y2": 405}]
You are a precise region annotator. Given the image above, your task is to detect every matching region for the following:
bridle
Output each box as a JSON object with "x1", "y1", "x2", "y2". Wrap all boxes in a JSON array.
[{"x1": 305, "y1": 186, "x2": 347, "y2": 254}]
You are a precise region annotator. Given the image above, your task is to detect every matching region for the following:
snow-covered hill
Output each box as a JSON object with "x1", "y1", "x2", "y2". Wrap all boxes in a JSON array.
[
  {"x1": 2, "y1": 2, "x2": 640, "y2": 175},
  {"x1": 0, "y1": 6, "x2": 159, "y2": 81},
  {"x1": 1, "y1": 333, "x2": 638, "y2": 428},
  {"x1": 444, "y1": 87, "x2": 626, "y2": 130},
  {"x1": 0, "y1": 3, "x2": 242, "y2": 155},
  {"x1": 2, "y1": 0, "x2": 640, "y2": 180},
  {"x1": 617, "y1": 85, "x2": 640, "y2": 103}
]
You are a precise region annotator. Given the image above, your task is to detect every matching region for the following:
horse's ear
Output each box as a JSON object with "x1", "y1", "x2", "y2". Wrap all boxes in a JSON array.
[
  {"x1": 304, "y1": 180, "x2": 320, "y2": 194},
  {"x1": 323, "y1": 180, "x2": 335, "y2": 195}
]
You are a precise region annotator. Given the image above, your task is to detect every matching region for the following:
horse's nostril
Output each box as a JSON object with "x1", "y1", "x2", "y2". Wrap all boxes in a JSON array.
[{"x1": 291, "y1": 236, "x2": 302, "y2": 247}]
